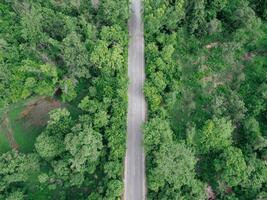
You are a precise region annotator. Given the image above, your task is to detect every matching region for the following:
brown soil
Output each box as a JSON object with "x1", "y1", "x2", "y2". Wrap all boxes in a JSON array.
[
  {"x1": 206, "y1": 185, "x2": 216, "y2": 200},
  {"x1": 19, "y1": 97, "x2": 62, "y2": 128},
  {"x1": 243, "y1": 52, "x2": 255, "y2": 61},
  {"x1": 205, "y1": 42, "x2": 219, "y2": 49},
  {"x1": 225, "y1": 186, "x2": 233, "y2": 194}
]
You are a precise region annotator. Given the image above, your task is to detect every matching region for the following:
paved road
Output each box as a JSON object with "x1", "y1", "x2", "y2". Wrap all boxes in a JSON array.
[{"x1": 124, "y1": 0, "x2": 146, "y2": 199}]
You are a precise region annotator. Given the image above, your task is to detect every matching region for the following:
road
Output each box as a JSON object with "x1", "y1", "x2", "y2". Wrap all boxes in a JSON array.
[{"x1": 124, "y1": 0, "x2": 146, "y2": 199}]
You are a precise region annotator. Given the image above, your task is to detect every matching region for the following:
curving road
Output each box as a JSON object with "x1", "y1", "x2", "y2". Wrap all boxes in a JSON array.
[{"x1": 124, "y1": 0, "x2": 146, "y2": 199}]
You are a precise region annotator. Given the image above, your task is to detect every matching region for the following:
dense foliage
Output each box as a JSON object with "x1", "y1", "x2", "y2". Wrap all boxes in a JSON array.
[
  {"x1": 144, "y1": 0, "x2": 267, "y2": 199},
  {"x1": 0, "y1": 0, "x2": 128, "y2": 199},
  {"x1": 1, "y1": 0, "x2": 267, "y2": 199}
]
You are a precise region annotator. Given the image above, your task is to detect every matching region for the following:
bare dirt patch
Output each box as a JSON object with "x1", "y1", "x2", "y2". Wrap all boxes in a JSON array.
[
  {"x1": 243, "y1": 52, "x2": 255, "y2": 61},
  {"x1": 206, "y1": 185, "x2": 216, "y2": 200},
  {"x1": 205, "y1": 42, "x2": 219, "y2": 49},
  {"x1": 19, "y1": 97, "x2": 62, "y2": 128}
]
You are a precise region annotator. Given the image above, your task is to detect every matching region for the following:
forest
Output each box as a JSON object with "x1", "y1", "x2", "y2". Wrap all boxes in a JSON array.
[
  {"x1": 1, "y1": 0, "x2": 267, "y2": 199},
  {"x1": 144, "y1": 0, "x2": 267, "y2": 199},
  {"x1": 0, "y1": 0, "x2": 129, "y2": 199}
]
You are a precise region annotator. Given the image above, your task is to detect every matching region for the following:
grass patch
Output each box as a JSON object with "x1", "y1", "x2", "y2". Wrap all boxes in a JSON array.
[
  {"x1": 0, "y1": 96, "x2": 62, "y2": 153},
  {"x1": 0, "y1": 96, "x2": 81, "y2": 153},
  {"x1": 0, "y1": 130, "x2": 11, "y2": 153},
  {"x1": 8, "y1": 105, "x2": 44, "y2": 153}
]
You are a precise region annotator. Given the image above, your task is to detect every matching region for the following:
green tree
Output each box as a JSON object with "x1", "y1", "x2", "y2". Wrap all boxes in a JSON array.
[
  {"x1": 62, "y1": 32, "x2": 89, "y2": 78},
  {"x1": 98, "y1": 1, "x2": 129, "y2": 26},
  {"x1": 18, "y1": 60, "x2": 58, "y2": 99},
  {"x1": 46, "y1": 108, "x2": 73, "y2": 134},
  {"x1": 64, "y1": 124, "x2": 103, "y2": 173},
  {"x1": 90, "y1": 40, "x2": 124, "y2": 74},
  {"x1": 20, "y1": 5, "x2": 44, "y2": 46},
  {"x1": 144, "y1": 118, "x2": 173, "y2": 154},
  {"x1": 105, "y1": 179, "x2": 123, "y2": 199},
  {"x1": 243, "y1": 117, "x2": 267, "y2": 150},
  {"x1": 256, "y1": 192, "x2": 267, "y2": 200},
  {"x1": 93, "y1": 110, "x2": 109, "y2": 128},
  {"x1": 144, "y1": 83, "x2": 162, "y2": 113},
  {"x1": 186, "y1": 0, "x2": 206, "y2": 35},
  {"x1": 148, "y1": 142, "x2": 198, "y2": 190},
  {"x1": 60, "y1": 78, "x2": 77, "y2": 102},
  {"x1": 148, "y1": 142, "x2": 205, "y2": 200},
  {"x1": 35, "y1": 109, "x2": 103, "y2": 188},
  {"x1": 35, "y1": 109, "x2": 72, "y2": 160},
  {"x1": 165, "y1": 0, "x2": 185, "y2": 31},
  {"x1": 35, "y1": 134, "x2": 65, "y2": 160},
  {"x1": 0, "y1": 151, "x2": 40, "y2": 193},
  {"x1": 78, "y1": 96, "x2": 102, "y2": 113},
  {"x1": 5, "y1": 191, "x2": 24, "y2": 200},
  {"x1": 242, "y1": 155, "x2": 267, "y2": 193},
  {"x1": 213, "y1": 147, "x2": 248, "y2": 187},
  {"x1": 194, "y1": 117, "x2": 234, "y2": 153},
  {"x1": 145, "y1": 1, "x2": 167, "y2": 35},
  {"x1": 41, "y1": 7, "x2": 69, "y2": 41}
]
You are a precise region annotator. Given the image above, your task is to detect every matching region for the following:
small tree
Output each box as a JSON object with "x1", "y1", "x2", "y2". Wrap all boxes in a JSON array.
[
  {"x1": 213, "y1": 147, "x2": 248, "y2": 187},
  {"x1": 195, "y1": 117, "x2": 234, "y2": 154}
]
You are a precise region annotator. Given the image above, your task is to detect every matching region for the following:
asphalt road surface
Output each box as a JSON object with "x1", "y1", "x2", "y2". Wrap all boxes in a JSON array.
[{"x1": 124, "y1": 0, "x2": 146, "y2": 199}]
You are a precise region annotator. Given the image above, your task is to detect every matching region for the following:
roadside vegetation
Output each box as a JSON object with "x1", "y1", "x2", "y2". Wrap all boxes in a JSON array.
[
  {"x1": 144, "y1": 0, "x2": 267, "y2": 199},
  {"x1": 0, "y1": 0, "x2": 128, "y2": 199}
]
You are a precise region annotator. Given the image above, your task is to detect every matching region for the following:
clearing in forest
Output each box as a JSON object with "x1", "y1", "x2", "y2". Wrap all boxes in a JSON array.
[{"x1": 0, "y1": 96, "x2": 62, "y2": 153}]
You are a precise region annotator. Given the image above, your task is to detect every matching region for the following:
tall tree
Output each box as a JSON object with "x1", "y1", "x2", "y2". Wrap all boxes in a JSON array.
[
  {"x1": 193, "y1": 117, "x2": 234, "y2": 154},
  {"x1": 62, "y1": 32, "x2": 90, "y2": 78}
]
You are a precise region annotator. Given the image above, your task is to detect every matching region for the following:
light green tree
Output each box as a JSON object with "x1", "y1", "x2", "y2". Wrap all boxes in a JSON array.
[
  {"x1": 194, "y1": 117, "x2": 234, "y2": 153},
  {"x1": 64, "y1": 124, "x2": 103, "y2": 173},
  {"x1": 0, "y1": 151, "x2": 40, "y2": 193},
  {"x1": 214, "y1": 147, "x2": 248, "y2": 187},
  {"x1": 62, "y1": 32, "x2": 89, "y2": 78},
  {"x1": 35, "y1": 134, "x2": 65, "y2": 160},
  {"x1": 60, "y1": 79, "x2": 77, "y2": 102}
]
